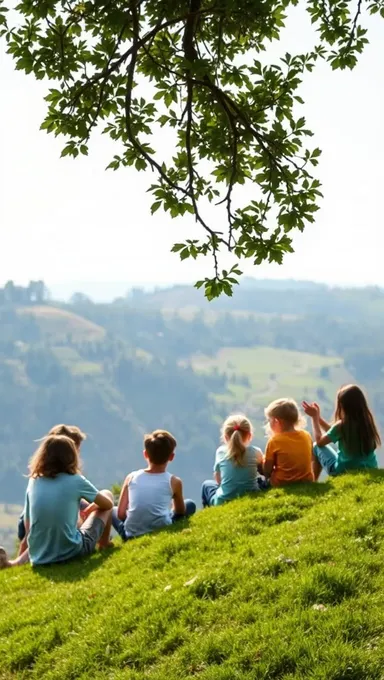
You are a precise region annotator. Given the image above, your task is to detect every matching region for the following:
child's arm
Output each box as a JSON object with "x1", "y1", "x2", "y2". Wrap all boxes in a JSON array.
[
  {"x1": 263, "y1": 458, "x2": 274, "y2": 479},
  {"x1": 81, "y1": 490, "x2": 114, "y2": 519},
  {"x1": 117, "y1": 475, "x2": 131, "y2": 521},
  {"x1": 311, "y1": 414, "x2": 332, "y2": 446},
  {"x1": 254, "y1": 448, "x2": 264, "y2": 475},
  {"x1": 18, "y1": 518, "x2": 30, "y2": 556},
  {"x1": 214, "y1": 470, "x2": 221, "y2": 485},
  {"x1": 171, "y1": 475, "x2": 186, "y2": 516},
  {"x1": 263, "y1": 442, "x2": 274, "y2": 479},
  {"x1": 302, "y1": 401, "x2": 331, "y2": 432}
]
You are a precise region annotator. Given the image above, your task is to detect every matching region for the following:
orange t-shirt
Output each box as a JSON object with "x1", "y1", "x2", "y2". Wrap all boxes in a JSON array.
[{"x1": 265, "y1": 430, "x2": 314, "y2": 487}]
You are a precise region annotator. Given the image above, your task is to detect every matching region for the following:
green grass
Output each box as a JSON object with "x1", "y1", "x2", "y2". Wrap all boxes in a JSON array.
[{"x1": 2, "y1": 474, "x2": 384, "y2": 679}]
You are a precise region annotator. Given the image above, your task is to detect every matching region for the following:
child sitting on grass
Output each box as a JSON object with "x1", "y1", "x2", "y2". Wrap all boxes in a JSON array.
[
  {"x1": 303, "y1": 384, "x2": 381, "y2": 479},
  {"x1": 263, "y1": 398, "x2": 314, "y2": 486},
  {"x1": 112, "y1": 430, "x2": 196, "y2": 540},
  {"x1": 0, "y1": 435, "x2": 113, "y2": 568},
  {"x1": 17, "y1": 424, "x2": 87, "y2": 556},
  {"x1": 201, "y1": 414, "x2": 264, "y2": 507}
]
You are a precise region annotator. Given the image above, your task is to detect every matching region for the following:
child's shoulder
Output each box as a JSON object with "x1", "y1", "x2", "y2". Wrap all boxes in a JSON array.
[
  {"x1": 215, "y1": 445, "x2": 227, "y2": 459},
  {"x1": 246, "y1": 443, "x2": 263, "y2": 454}
]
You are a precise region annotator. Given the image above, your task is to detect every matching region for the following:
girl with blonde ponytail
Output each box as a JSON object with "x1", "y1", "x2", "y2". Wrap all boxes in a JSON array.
[{"x1": 201, "y1": 414, "x2": 264, "y2": 507}]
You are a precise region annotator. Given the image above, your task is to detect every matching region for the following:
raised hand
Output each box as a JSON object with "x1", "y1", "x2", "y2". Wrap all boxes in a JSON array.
[{"x1": 302, "y1": 401, "x2": 320, "y2": 418}]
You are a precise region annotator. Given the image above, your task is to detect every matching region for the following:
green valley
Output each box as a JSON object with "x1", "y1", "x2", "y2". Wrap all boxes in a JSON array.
[{"x1": 1, "y1": 278, "x2": 384, "y2": 533}]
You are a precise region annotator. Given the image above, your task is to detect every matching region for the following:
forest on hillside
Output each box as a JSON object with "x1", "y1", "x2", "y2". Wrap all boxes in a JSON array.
[{"x1": 1, "y1": 279, "x2": 384, "y2": 507}]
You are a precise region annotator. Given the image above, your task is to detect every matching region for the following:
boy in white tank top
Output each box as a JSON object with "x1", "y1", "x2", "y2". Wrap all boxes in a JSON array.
[{"x1": 112, "y1": 430, "x2": 196, "y2": 540}]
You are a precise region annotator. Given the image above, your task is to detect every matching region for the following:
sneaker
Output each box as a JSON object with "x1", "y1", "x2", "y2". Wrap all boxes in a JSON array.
[{"x1": 0, "y1": 546, "x2": 9, "y2": 569}]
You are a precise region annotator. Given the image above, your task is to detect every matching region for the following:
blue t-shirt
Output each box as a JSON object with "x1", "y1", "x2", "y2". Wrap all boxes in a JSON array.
[
  {"x1": 213, "y1": 445, "x2": 263, "y2": 505},
  {"x1": 24, "y1": 473, "x2": 98, "y2": 565}
]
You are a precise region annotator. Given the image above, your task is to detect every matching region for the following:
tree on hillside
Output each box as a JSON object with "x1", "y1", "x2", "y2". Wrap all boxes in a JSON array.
[{"x1": 1, "y1": 1, "x2": 382, "y2": 297}]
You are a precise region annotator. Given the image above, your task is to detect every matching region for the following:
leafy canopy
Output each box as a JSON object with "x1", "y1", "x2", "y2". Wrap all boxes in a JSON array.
[{"x1": 1, "y1": 0, "x2": 382, "y2": 298}]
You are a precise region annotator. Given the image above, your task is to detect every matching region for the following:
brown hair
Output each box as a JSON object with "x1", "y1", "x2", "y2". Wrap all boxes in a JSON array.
[
  {"x1": 29, "y1": 435, "x2": 81, "y2": 478},
  {"x1": 221, "y1": 414, "x2": 253, "y2": 467},
  {"x1": 335, "y1": 384, "x2": 381, "y2": 456},
  {"x1": 265, "y1": 398, "x2": 305, "y2": 431},
  {"x1": 48, "y1": 424, "x2": 86, "y2": 449},
  {"x1": 144, "y1": 430, "x2": 177, "y2": 465}
]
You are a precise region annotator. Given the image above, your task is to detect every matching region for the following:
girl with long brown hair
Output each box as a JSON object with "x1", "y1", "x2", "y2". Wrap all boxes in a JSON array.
[
  {"x1": 0, "y1": 434, "x2": 113, "y2": 569},
  {"x1": 303, "y1": 384, "x2": 381, "y2": 480}
]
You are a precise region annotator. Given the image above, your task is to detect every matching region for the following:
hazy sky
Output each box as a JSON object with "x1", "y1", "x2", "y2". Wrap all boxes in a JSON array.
[{"x1": 1, "y1": 8, "x2": 384, "y2": 299}]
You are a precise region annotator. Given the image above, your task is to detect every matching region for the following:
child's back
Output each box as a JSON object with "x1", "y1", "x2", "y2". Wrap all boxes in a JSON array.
[
  {"x1": 112, "y1": 430, "x2": 196, "y2": 541},
  {"x1": 27, "y1": 471, "x2": 99, "y2": 564},
  {"x1": 303, "y1": 384, "x2": 381, "y2": 479},
  {"x1": 213, "y1": 443, "x2": 262, "y2": 504},
  {"x1": 264, "y1": 430, "x2": 313, "y2": 486},
  {"x1": 124, "y1": 469, "x2": 173, "y2": 537},
  {"x1": 202, "y1": 415, "x2": 264, "y2": 508},
  {"x1": 264, "y1": 399, "x2": 314, "y2": 486}
]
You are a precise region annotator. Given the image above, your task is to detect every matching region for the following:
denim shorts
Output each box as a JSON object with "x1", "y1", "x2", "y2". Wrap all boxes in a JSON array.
[{"x1": 78, "y1": 516, "x2": 105, "y2": 556}]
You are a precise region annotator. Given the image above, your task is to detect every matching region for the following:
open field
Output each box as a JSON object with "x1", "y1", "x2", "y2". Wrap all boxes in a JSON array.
[
  {"x1": 2, "y1": 474, "x2": 384, "y2": 679},
  {"x1": 190, "y1": 346, "x2": 353, "y2": 434}
]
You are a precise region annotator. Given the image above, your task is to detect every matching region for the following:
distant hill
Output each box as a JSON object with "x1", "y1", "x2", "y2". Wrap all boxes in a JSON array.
[
  {"x1": 125, "y1": 280, "x2": 384, "y2": 321},
  {"x1": 1, "y1": 473, "x2": 384, "y2": 679},
  {"x1": 17, "y1": 306, "x2": 105, "y2": 343}
]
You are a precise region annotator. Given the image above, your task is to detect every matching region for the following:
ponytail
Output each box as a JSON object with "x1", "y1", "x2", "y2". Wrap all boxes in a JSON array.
[
  {"x1": 221, "y1": 414, "x2": 253, "y2": 467},
  {"x1": 227, "y1": 429, "x2": 247, "y2": 466}
]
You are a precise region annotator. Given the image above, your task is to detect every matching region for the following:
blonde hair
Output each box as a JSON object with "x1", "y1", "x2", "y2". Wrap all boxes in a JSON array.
[
  {"x1": 265, "y1": 398, "x2": 305, "y2": 434},
  {"x1": 221, "y1": 414, "x2": 253, "y2": 467},
  {"x1": 29, "y1": 435, "x2": 81, "y2": 478}
]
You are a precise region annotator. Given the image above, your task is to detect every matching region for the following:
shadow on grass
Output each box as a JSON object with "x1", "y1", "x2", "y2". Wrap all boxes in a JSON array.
[
  {"x1": 34, "y1": 545, "x2": 117, "y2": 583},
  {"x1": 274, "y1": 480, "x2": 336, "y2": 499},
  {"x1": 238, "y1": 480, "x2": 336, "y2": 504}
]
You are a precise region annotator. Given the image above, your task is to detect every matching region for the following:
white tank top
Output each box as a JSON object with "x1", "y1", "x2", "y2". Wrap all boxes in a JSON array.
[{"x1": 124, "y1": 469, "x2": 173, "y2": 538}]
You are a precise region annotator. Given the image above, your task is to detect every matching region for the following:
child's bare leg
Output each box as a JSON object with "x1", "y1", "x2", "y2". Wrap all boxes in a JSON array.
[{"x1": 83, "y1": 490, "x2": 114, "y2": 549}]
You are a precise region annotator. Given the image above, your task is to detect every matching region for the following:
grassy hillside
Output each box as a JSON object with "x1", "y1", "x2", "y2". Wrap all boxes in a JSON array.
[
  {"x1": 2, "y1": 473, "x2": 384, "y2": 679},
  {"x1": 17, "y1": 306, "x2": 105, "y2": 343}
]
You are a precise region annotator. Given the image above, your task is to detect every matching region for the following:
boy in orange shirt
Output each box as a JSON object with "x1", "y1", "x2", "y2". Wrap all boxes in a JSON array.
[{"x1": 263, "y1": 398, "x2": 314, "y2": 486}]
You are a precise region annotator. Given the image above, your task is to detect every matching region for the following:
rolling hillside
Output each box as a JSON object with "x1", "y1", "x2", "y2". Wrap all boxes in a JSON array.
[
  {"x1": 1, "y1": 473, "x2": 384, "y2": 679},
  {"x1": 17, "y1": 306, "x2": 105, "y2": 343}
]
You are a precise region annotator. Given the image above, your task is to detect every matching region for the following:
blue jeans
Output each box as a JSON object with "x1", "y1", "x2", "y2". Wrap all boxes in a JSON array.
[
  {"x1": 112, "y1": 500, "x2": 197, "y2": 541},
  {"x1": 313, "y1": 444, "x2": 338, "y2": 475},
  {"x1": 201, "y1": 480, "x2": 218, "y2": 508},
  {"x1": 18, "y1": 514, "x2": 26, "y2": 541}
]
